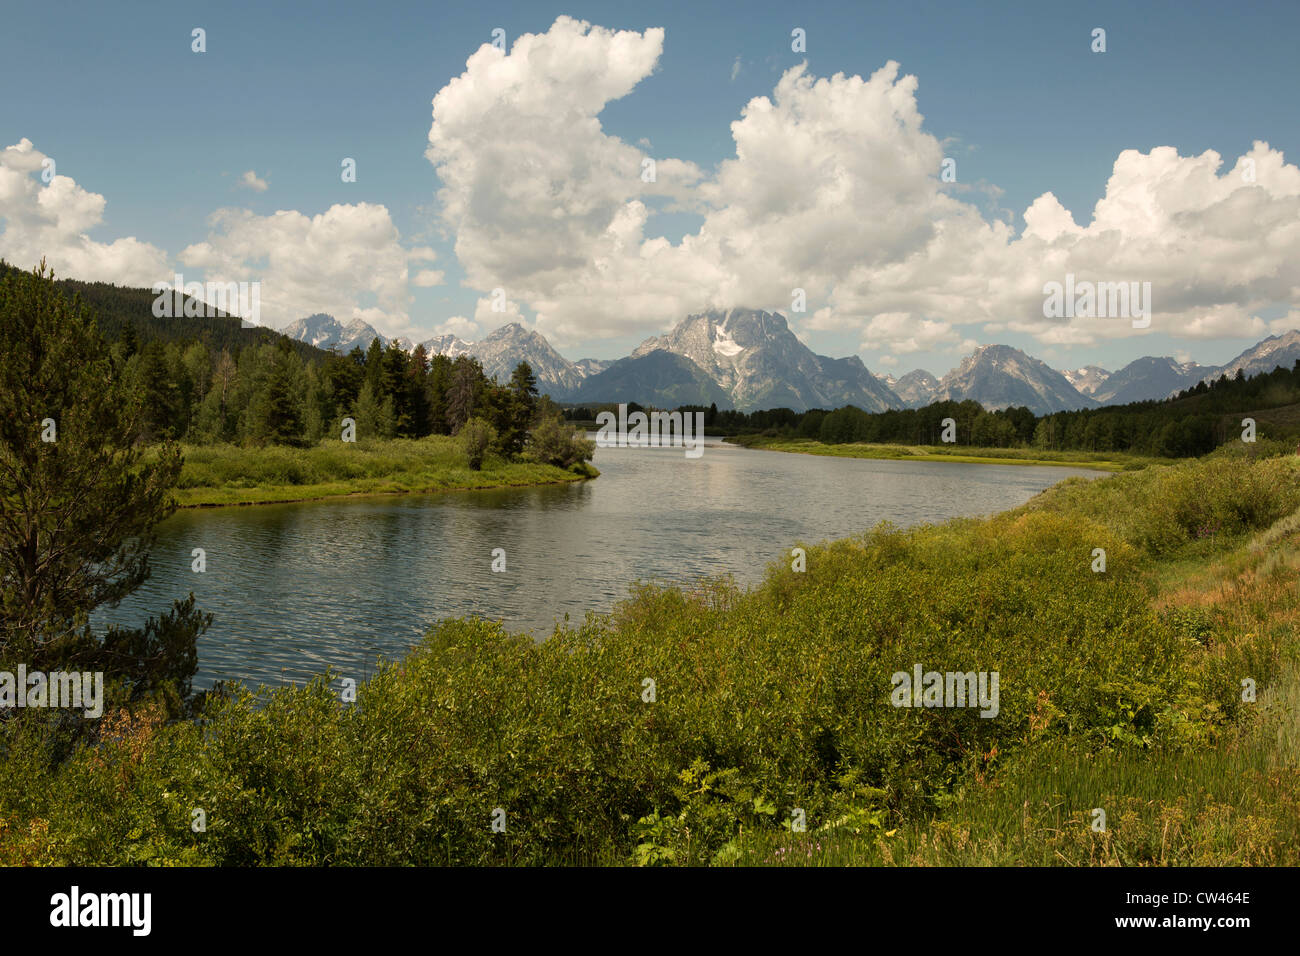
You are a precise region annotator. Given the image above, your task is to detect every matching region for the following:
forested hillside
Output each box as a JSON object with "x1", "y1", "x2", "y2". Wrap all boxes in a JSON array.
[
  {"x1": 0, "y1": 261, "x2": 560, "y2": 454},
  {"x1": 681, "y1": 360, "x2": 1300, "y2": 457}
]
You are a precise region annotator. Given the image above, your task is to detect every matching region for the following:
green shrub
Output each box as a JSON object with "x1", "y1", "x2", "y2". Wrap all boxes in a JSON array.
[
  {"x1": 459, "y1": 418, "x2": 497, "y2": 471},
  {"x1": 526, "y1": 416, "x2": 595, "y2": 468}
]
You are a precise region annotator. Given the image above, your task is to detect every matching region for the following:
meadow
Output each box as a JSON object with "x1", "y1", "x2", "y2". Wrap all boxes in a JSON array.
[
  {"x1": 725, "y1": 434, "x2": 1167, "y2": 471},
  {"x1": 169, "y1": 436, "x2": 596, "y2": 507},
  {"x1": 1, "y1": 444, "x2": 1297, "y2": 866}
]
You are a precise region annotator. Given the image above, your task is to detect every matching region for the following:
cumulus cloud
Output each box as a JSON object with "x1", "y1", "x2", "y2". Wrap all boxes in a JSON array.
[
  {"x1": 0, "y1": 138, "x2": 168, "y2": 284},
  {"x1": 1, "y1": 141, "x2": 445, "y2": 337},
  {"x1": 238, "y1": 170, "x2": 269, "y2": 192},
  {"x1": 430, "y1": 315, "x2": 482, "y2": 341},
  {"x1": 179, "y1": 203, "x2": 438, "y2": 334},
  {"x1": 472, "y1": 293, "x2": 527, "y2": 328},
  {"x1": 858, "y1": 312, "x2": 978, "y2": 355},
  {"x1": 424, "y1": 18, "x2": 1300, "y2": 355},
  {"x1": 1269, "y1": 310, "x2": 1300, "y2": 334},
  {"x1": 425, "y1": 16, "x2": 708, "y2": 345},
  {"x1": 985, "y1": 143, "x2": 1300, "y2": 345}
]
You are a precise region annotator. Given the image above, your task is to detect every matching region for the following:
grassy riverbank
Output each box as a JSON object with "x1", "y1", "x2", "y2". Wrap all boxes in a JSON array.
[
  {"x1": 169, "y1": 437, "x2": 596, "y2": 507},
  {"x1": 726, "y1": 434, "x2": 1163, "y2": 471},
  {"x1": 3, "y1": 445, "x2": 1298, "y2": 866},
  {"x1": 730, "y1": 479, "x2": 1300, "y2": 865}
]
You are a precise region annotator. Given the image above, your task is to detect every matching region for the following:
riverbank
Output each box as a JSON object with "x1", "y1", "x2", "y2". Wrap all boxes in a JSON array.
[
  {"x1": 725, "y1": 434, "x2": 1162, "y2": 471},
  {"x1": 170, "y1": 437, "x2": 597, "y2": 507},
  {"x1": 5, "y1": 446, "x2": 1298, "y2": 866},
  {"x1": 730, "y1": 459, "x2": 1300, "y2": 865}
]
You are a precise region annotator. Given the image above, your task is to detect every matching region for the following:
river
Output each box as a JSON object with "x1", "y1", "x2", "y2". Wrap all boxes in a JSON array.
[{"x1": 101, "y1": 441, "x2": 1101, "y2": 690}]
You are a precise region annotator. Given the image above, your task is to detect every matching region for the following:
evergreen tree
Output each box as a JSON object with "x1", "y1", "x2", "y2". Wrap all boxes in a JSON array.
[
  {"x1": 408, "y1": 345, "x2": 432, "y2": 436},
  {"x1": 427, "y1": 355, "x2": 451, "y2": 435},
  {"x1": 0, "y1": 262, "x2": 208, "y2": 706},
  {"x1": 137, "y1": 342, "x2": 182, "y2": 440},
  {"x1": 256, "y1": 341, "x2": 305, "y2": 445},
  {"x1": 509, "y1": 361, "x2": 539, "y2": 423},
  {"x1": 354, "y1": 380, "x2": 396, "y2": 439},
  {"x1": 322, "y1": 348, "x2": 364, "y2": 425},
  {"x1": 446, "y1": 356, "x2": 481, "y2": 433},
  {"x1": 363, "y1": 337, "x2": 385, "y2": 397},
  {"x1": 382, "y1": 344, "x2": 414, "y2": 435}
]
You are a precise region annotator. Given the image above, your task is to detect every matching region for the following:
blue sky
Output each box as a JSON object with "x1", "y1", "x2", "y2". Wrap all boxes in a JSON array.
[{"x1": 2, "y1": 0, "x2": 1298, "y2": 376}]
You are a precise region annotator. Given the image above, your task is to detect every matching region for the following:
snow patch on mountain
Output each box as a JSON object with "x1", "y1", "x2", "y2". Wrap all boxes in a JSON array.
[{"x1": 712, "y1": 324, "x2": 745, "y2": 357}]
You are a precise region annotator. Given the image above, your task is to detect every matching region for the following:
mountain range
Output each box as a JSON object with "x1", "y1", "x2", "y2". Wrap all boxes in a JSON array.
[
  {"x1": 280, "y1": 314, "x2": 417, "y2": 355},
  {"x1": 623, "y1": 309, "x2": 898, "y2": 411},
  {"x1": 279, "y1": 312, "x2": 1300, "y2": 416}
]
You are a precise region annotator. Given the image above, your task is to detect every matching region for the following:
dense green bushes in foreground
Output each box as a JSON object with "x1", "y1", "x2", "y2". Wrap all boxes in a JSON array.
[{"x1": 2, "y1": 448, "x2": 1298, "y2": 865}]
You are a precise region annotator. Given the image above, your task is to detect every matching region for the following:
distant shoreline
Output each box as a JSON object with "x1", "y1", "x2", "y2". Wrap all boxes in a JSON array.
[{"x1": 724, "y1": 435, "x2": 1153, "y2": 471}]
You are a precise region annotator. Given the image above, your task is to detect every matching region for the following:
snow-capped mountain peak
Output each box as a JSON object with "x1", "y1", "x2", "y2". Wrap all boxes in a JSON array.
[{"x1": 278, "y1": 313, "x2": 387, "y2": 353}]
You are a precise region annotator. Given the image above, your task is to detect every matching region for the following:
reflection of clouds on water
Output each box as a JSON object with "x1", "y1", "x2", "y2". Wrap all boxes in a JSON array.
[{"x1": 96, "y1": 445, "x2": 1099, "y2": 692}]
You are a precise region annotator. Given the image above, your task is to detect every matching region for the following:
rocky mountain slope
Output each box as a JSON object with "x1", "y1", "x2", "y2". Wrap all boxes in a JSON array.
[
  {"x1": 935, "y1": 345, "x2": 1096, "y2": 414},
  {"x1": 632, "y1": 308, "x2": 899, "y2": 412}
]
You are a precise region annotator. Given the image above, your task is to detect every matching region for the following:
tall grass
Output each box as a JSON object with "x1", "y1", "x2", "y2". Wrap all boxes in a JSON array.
[
  {"x1": 170, "y1": 436, "x2": 594, "y2": 506},
  {"x1": 728, "y1": 435, "x2": 1164, "y2": 471}
]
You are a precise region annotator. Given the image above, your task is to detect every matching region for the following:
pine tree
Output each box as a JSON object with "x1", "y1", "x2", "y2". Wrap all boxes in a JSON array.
[
  {"x1": 427, "y1": 355, "x2": 451, "y2": 435},
  {"x1": 509, "y1": 361, "x2": 539, "y2": 421},
  {"x1": 382, "y1": 344, "x2": 414, "y2": 435},
  {"x1": 364, "y1": 337, "x2": 385, "y2": 397},
  {"x1": 256, "y1": 341, "x2": 305, "y2": 445},
  {"x1": 408, "y1": 345, "x2": 432, "y2": 436},
  {"x1": 0, "y1": 262, "x2": 208, "y2": 702},
  {"x1": 137, "y1": 342, "x2": 182, "y2": 440},
  {"x1": 446, "y1": 356, "x2": 481, "y2": 433},
  {"x1": 354, "y1": 380, "x2": 396, "y2": 439}
]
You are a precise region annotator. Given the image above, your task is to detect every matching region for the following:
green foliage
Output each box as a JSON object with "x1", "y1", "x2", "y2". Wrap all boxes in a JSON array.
[
  {"x1": 0, "y1": 262, "x2": 207, "y2": 721},
  {"x1": 459, "y1": 417, "x2": 497, "y2": 471},
  {"x1": 1022, "y1": 449, "x2": 1300, "y2": 556},
  {"x1": 0, "y1": 264, "x2": 556, "y2": 460},
  {"x1": 526, "y1": 415, "x2": 596, "y2": 468},
  {"x1": 170, "y1": 436, "x2": 590, "y2": 506},
  {"x1": 252, "y1": 341, "x2": 306, "y2": 446},
  {"x1": 353, "y1": 380, "x2": 396, "y2": 441},
  {"x1": 5, "y1": 451, "x2": 1296, "y2": 865},
  {"x1": 692, "y1": 359, "x2": 1300, "y2": 459}
]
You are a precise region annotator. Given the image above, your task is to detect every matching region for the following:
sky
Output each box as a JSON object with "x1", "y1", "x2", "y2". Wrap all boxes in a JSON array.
[{"x1": 2, "y1": 0, "x2": 1298, "y2": 377}]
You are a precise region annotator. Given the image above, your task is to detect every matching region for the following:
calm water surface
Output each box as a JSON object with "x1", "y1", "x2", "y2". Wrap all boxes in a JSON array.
[{"x1": 102, "y1": 441, "x2": 1101, "y2": 690}]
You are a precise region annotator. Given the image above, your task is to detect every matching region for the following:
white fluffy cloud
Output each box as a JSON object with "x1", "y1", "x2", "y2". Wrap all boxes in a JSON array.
[
  {"x1": 430, "y1": 314, "x2": 481, "y2": 341},
  {"x1": 426, "y1": 16, "x2": 708, "y2": 345},
  {"x1": 0, "y1": 138, "x2": 168, "y2": 285},
  {"x1": 425, "y1": 18, "x2": 1300, "y2": 353},
  {"x1": 986, "y1": 144, "x2": 1300, "y2": 345},
  {"x1": 857, "y1": 311, "x2": 977, "y2": 355},
  {"x1": 238, "y1": 170, "x2": 269, "y2": 192},
  {"x1": 179, "y1": 203, "x2": 439, "y2": 333},
  {"x1": 1, "y1": 142, "x2": 440, "y2": 336}
]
